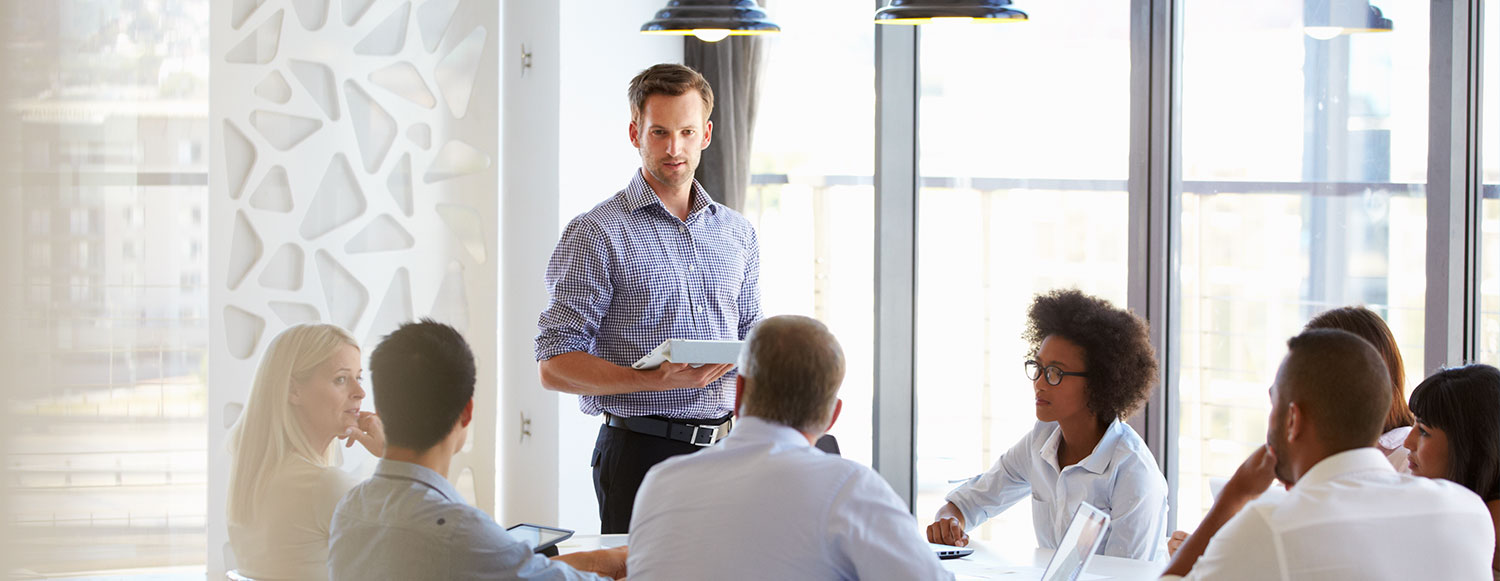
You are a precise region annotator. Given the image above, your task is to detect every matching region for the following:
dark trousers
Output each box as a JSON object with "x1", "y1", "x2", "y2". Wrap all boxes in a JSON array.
[{"x1": 591, "y1": 423, "x2": 703, "y2": 533}]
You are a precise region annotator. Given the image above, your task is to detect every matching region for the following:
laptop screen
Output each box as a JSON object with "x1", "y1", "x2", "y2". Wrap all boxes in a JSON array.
[{"x1": 1039, "y1": 502, "x2": 1111, "y2": 581}]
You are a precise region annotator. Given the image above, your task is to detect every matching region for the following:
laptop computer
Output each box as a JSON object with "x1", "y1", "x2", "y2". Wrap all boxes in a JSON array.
[
  {"x1": 1039, "y1": 502, "x2": 1110, "y2": 581},
  {"x1": 938, "y1": 501, "x2": 1111, "y2": 581}
]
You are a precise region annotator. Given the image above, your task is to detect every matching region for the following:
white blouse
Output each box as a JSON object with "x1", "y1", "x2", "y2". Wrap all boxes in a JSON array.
[
  {"x1": 1380, "y1": 425, "x2": 1412, "y2": 474},
  {"x1": 945, "y1": 419, "x2": 1169, "y2": 560},
  {"x1": 229, "y1": 454, "x2": 362, "y2": 580}
]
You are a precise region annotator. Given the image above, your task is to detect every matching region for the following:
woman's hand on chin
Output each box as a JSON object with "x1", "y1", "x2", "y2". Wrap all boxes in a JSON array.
[{"x1": 341, "y1": 411, "x2": 386, "y2": 457}]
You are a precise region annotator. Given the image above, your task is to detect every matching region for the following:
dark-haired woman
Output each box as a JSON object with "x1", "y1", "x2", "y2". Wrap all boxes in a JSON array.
[
  {"x1": 1403, "y1": 364, "x2": 1500, "y2": 579},
  {"x1": 925, "y1": 289, "x2": 1169, "y2": 561},
  {"x1": 1305, "y1": 306, "x2": 1416, "y2": 471}
]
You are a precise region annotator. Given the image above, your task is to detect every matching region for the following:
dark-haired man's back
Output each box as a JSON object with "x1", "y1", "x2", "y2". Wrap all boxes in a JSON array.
[{"x1": 328, "y1": 460, "x2": 606, "y2": 581}]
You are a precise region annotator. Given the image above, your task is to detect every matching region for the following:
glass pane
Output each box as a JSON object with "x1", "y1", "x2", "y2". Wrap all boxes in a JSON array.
[
  {"x1": 914, "y1": 2, "x2": 1131, "y2": 549},
  {"x1": 4, "y1": 1, "x2": 210, "y2": 574},
  {"x1": 1177, "y1": 0, "x2": 1428, "y2": 522},
  {"x1": 746, "y1": 1, "x2": 876, "y2": 465},
  {"x1": 1481, "y1": 0, "x2": 1500, "y2": 364}
]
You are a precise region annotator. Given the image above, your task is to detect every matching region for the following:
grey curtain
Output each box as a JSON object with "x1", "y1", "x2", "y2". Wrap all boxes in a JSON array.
[{"x1": 685, "y1": 34, "x2": 765, "y2": 212}]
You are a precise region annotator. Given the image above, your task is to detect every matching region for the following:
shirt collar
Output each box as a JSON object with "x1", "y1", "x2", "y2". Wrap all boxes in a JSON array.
[
  {"x1": 725, "y1": 416, "x2": 814, "y2": 450},
  {"x1": 1294, "y1": 447, "x2": 1393, "y2": 489},
  {"x1": 1040, "y1": 418, "x2": 1126, "y2": 475},
  {"x1": 622, "y1": 169, "x2": 718, "y2": 218},
  {"x1": 373, "y1": 458, "x2": 463, "y2": 503}
]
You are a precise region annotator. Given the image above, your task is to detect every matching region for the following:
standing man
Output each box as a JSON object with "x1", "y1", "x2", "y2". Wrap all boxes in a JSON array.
[{"x1": 535, "y1": 63, "x2": 761, "y2": 533}]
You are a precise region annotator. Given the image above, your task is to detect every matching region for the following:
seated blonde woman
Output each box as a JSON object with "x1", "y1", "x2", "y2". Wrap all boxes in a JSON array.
[{"x1": 227, "y1": 324, "x2": 385, "y2": 580}]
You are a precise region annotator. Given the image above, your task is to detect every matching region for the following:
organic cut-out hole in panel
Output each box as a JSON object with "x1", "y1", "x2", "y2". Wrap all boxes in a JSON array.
[
  {"x1": 416, "y1": 0, "x2": 460, "y2": 53},
  {"x1": 434, "y1": 26, "x2": 486, "y2": 118},
  {"x1": 345, "y1": 214, "x2": 414, "y2": 254},
  {"x1": 354, "y1": 1, "x2": 410, "y2": 56},
  {"x1": 290, "y1": 0, "x2": 330, "y2": 31},
  {"x1": 250, "y1": 110, "x2": 323, "y2": 151},
  {"x1": 423, "y1": 138, "x2": 490, "y2": 184},
  {"x1": 269, "y1": 301, "x2": 322, "y2": 326},
  {"x1": 364, "y1": 267, "x2": 413, "y2": 349},
  {"x1": 258, "y1": 243, "x2": 305, "y2": 290},
  {"x1": 224, "y1": 305, "x2": 266, "y2": 360},
  {"x1": 387, "y1": 153, "x2": 414, "y2": 216},
  {"x1": 289, "y1": 59, "x2": 342, "y2": 121},
  {"x1": 369, "y1": 61, "x2": 436, "y2": 109},
  {"x1": 226, "y1": 9, "x2": 283, "y2": 65},
  {"x1": 228, "y1": 210, "x2": 264, "y2": 290},
  {"x1": 249, "y1": 166, "x2": 294, "y2": 213},
  {"x1": 314, "y1": 249, "x2": 369, "y2": 331},
  {"x1": 345, "y1": 81, "x2": 397, "y2": 173},
  {"x1": 255, "y1": 70, "x2": 292, "y2": 104},
  {"x1": 300, "y1": 154, "x2": 368, "y2": 240},
  {"x1": 428, "y1": 260, "x2": 469, "y2": 334},
  {"x1": 223, "y1": 121, "x2": 256, "y2": 200}
]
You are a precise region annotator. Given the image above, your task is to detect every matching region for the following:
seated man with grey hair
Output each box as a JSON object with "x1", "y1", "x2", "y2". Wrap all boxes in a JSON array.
[{"x1": 625, "y1": 315, "x2": 953, "y2": 580}]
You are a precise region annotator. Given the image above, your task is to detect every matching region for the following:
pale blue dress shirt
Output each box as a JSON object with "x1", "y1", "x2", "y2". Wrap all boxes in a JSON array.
[
  {"x1": 535, "y1": 171, "x2": 761, "y2": 419},
  {"x1": 628, "y1": 417, "x2": 955, "y2": 580},
  {"x1": 328, "y1": 459, "x2": 606, "y2": 581},
  {"x1": 945, "y1": 418, "x2": 1169, "y2": 560}
]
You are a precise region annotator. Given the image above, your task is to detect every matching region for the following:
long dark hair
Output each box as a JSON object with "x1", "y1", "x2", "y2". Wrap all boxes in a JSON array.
[{"x1": 1408, "y1": 364, "x2": 1500, "y2": 502}]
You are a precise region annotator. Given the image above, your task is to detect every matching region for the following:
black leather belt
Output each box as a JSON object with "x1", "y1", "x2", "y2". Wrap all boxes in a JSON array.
[{"x1": 604, "y1": 412, "x2": 733, "y2": 446}]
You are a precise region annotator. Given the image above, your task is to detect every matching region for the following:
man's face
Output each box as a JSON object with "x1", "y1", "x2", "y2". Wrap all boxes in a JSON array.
[
  {"x1": 1266, "y1": 357, "x2": 1295, "y2": 485},
  {"x1": 630, "y1": 91, "x2": 712, "y2": 194}
]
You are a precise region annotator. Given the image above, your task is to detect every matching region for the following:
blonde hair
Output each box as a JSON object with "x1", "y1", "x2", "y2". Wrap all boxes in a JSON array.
[{"x1": 226, "y1": 323, "x2": 357, "y2": 525}]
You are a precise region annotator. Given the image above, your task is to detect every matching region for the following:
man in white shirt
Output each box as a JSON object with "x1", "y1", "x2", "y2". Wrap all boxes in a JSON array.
[
  {"x1": 1164, "y1": 328, "x2": 1494, "y2": 580},
  {"x1": 627, "y1": 315, "x2": 953, "y2": 580}
]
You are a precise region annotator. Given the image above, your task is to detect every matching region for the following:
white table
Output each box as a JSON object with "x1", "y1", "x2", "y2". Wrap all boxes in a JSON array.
[
  {"x1": 947, "y1": 539, "x2": 1163, "y2": 580},
  {"x1": 559, "y1": 534, "x2": 1163, "y2": 580}
]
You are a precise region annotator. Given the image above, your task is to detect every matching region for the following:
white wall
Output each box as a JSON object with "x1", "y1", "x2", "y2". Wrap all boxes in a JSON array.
[
  {"x1": 499, "y1": 0, "x2": 680, "y2": 534},
  {"x1": 209, "y1": 0, "x2": 499, "y2": 576}
]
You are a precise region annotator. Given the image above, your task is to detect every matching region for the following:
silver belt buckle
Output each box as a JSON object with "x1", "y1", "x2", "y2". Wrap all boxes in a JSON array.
[{"x1": 689, "y1": 423, "x2": 719, "y2": 446}]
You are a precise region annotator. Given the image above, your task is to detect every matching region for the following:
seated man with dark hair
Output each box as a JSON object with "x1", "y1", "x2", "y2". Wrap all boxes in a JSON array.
[
  {"x1": 1163, "y1": 328, "x2": 1494, "y2": 580},
  {"x1": 328, "y1": 319, "x2": 626, "y2": 580},
  {"x1": 626, "y1": 315, "x2": 953, "y2": 580}
]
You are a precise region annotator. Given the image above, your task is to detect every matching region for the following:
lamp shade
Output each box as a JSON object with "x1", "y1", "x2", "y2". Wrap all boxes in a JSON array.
[
  {"x1": 874, "y1": 0, "x2": 1027, "y2": 24},
  {"x1": 641, "y1": 0, "x2": 780, "y2": 42},
  {"x1": 1305, "y1": 0, "x2": 1393, "y2": 39}
]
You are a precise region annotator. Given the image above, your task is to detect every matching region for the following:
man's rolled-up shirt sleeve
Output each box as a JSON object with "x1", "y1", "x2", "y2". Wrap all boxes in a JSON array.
[
  {"x1": 737, "y1": 227, "x2": 762, "y2": 340},
  {"x1": 536, "y1": 219, "x2": 613, "y2": 362}
]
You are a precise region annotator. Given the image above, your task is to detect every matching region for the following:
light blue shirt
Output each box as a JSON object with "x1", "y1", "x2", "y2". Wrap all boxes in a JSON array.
[
  {"x1": 328, "y1": 459, "x2": 606, "y2": 581},
  {"x1": 628, "y1": 417, "x2": 954, "y2": 580},
  {"x1": 945, "y1": 419, "x2": 1168, "y2": 560}
]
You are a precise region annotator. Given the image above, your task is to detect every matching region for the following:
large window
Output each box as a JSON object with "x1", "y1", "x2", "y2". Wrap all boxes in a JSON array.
[
  {"x1": 745, "y1": 0, "x2": 876, "y2": 465},
  {"x1": 1176, "y1": 0, "x2": 1429, "y2": 521},
  {"x1": 1481, "y1": 0, "x2": 1500, "y2": 365},
  {"x1": 5, "y1": 1, "x2": 210, "y2": 574},
  {"x1": 912, "y1": 2, "x2": 1131, "y2": 548}
]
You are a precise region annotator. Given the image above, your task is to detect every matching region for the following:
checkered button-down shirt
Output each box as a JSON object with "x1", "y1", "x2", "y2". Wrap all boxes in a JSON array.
[{"x1": 535, "y1": 171, "x2": 761, "y2": 419}]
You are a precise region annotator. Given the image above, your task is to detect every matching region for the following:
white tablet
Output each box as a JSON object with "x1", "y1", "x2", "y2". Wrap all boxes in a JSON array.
[{"x1": 631, "y1": 339, "x2": 744, "y2": 370}]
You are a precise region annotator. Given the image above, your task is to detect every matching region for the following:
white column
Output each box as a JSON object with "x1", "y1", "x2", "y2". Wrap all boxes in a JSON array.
[{"x1": 499, "y1": 0, "x2": 679, "y2": 534}]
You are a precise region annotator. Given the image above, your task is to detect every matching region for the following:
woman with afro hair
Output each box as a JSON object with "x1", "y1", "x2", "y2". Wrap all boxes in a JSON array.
[{"x1": 926, "y1": 289, "x2": 1169, "y2": 561}]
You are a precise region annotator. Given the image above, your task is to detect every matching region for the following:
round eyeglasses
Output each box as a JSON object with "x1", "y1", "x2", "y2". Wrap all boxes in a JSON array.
[{"x1": 1025, "y1": 359, "x2": 1089, "y2": 386}]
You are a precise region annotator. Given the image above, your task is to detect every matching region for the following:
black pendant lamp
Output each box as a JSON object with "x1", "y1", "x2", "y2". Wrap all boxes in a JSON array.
[
  {"x1": 874, "y1": 0, "x2": 1027, "y2": 24},
  {"x1": 641, "y1": 0, "x2": 780, "y2": 43},
  {"x1": 1305, "y1": 0, "x2": 1393, "y2": 40}
]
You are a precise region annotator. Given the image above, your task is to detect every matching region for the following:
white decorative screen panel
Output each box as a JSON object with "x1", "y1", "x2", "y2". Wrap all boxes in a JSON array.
[{"x1": 208, "y1": 0, "x2": 497, "y2": 575}]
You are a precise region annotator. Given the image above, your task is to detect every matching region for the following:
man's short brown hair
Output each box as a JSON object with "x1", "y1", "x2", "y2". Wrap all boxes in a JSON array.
[
  {"x1": 627, "y1": 63, "x2": 714, "y2": 123},
  {"x1": 738, "y1": 316, "x2": 845, "y2": 433},
  {"x1": 1278, "y1": 328, "x2": 1392, "y2": 452}
]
